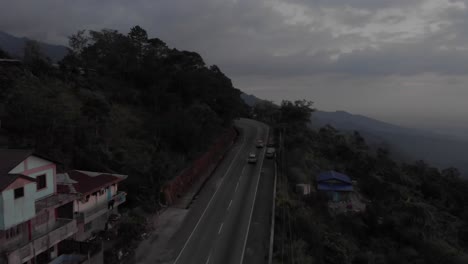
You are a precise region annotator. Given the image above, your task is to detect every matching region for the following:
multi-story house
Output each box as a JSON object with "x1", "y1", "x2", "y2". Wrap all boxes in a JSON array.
[
  {"x1": 56, "y1": 170, "x2": 127, "y2": 241},
  {"x1": 0, "y1": 149, "x2": 127, "y2": 264},
  {"x1": 0, "y1": 149, "x2": 78, "y2": 264}
]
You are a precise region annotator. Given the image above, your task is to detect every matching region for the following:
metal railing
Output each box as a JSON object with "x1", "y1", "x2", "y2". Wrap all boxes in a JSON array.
[
  {"x1": 75, "y1": 192, "x2": 127, "y2": 223},
  {"x1": 5, "y1": 219, "x2": 78, "y2": 263}
]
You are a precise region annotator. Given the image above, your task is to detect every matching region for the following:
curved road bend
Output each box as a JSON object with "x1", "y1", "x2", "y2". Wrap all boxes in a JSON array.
[{"x1": 163, "y1": 118, "x2": 274, "y2": 264}]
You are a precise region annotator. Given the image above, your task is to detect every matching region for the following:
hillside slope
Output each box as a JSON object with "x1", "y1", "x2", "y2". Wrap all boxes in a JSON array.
[
  {"x1": 1, "y1": 26, "x2": 248, "y2": 209},
  {"x1": 271, "y1": 103, "x2": 468, "y2": 264},
  {"x1": 240, "y1": 93, "x2": 468, "y2": 175},
  {"x1": 312, "y1": 111, "x2": 468, "y2": 175}
]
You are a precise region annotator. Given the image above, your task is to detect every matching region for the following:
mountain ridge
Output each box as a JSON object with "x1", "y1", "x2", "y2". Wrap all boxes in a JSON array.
[
  {"x1": 0, "y1": 31, "x2": 68, "y2": 62},
  {"x1": 241, "y1": 93, "x2": 468, "y2": 175}
]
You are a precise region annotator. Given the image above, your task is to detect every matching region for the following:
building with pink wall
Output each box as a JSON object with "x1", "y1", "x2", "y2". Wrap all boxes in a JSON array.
[
  {"x1": 0, "y1": 149, "x2": 77, "y2": 264},
  {"x1": 0, "y1": 149, "x2": 127, "y2": 264}
]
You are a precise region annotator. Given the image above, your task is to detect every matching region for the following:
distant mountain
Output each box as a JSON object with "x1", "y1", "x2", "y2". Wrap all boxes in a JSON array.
[
  {"x1": 240, "y1": 93, "x2": 263, "y2": 107},
  {"x1": 0, "y1": 31, "x2": 68, "y2": 62},
  {"x1": 239, "y1": 93, "x2": 468, "y2": 175},
  {"x1": 312, "y1": 110, "x2": 468, "y2": 175}
]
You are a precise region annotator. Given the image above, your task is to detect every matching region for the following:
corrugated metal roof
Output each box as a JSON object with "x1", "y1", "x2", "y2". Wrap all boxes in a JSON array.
[
  {"x1": 317, "y1": 171, "x2": 352, "y2": 184},
  {"x1": 66, "y1": 170, "x2": 126, "y2": 195}
]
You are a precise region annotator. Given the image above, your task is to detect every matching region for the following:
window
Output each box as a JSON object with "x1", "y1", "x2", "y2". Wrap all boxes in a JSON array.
[
  {"x1": 14, "y1": 187, "x2": 24, "y2": 199},
  {"x1": 36, "y1": 175, "x2": 47, "y2": 190},
  {"x1": 5, "y1": 225, "x2": 21, "y2": 239}
]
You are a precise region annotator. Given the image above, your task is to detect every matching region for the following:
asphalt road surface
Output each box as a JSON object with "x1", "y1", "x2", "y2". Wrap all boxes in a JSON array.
[{"x1": 166, "y1": 118, "x2": 275, "y2": 264}]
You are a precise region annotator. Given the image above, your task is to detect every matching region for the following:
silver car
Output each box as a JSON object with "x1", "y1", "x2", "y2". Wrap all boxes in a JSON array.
[{"x1": 247, "y1": 153, "x2": 257, "y2": 164}]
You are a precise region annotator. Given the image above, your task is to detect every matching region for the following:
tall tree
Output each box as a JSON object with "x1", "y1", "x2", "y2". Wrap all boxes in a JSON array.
[
  {"x1": 0, "y1": 48, "x2": 10, "y2": 58},
  {"x1": 69, "y1": 30, "x2": 89, "y2": 54},
  {"x1": 23, "y1": 40, "x2": 51, "y2": 75}
]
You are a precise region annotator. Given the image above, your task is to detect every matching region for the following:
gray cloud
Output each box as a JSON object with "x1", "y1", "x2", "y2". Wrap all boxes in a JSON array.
[{"x1": 1, "y1": 0, "x2": 468, "y2": 132}]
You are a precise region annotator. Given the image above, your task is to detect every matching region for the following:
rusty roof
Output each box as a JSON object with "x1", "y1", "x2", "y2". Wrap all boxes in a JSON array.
[{"x1": 66, "y1": 170, "x2": 125, "y2": 195}]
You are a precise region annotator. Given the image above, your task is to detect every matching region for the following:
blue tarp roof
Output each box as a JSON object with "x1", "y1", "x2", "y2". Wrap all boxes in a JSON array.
[
  {"x1": 317, "y1": 183, "x2": 353, "y2": 192},
  {"x1": 317, "y1": 171, "x2": 352, "y2": 184}
]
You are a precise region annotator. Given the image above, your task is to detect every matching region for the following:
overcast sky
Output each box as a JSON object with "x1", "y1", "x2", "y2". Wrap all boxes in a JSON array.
[{"x1": 2, "y1": 0, "x2": 468, "y2": 132}]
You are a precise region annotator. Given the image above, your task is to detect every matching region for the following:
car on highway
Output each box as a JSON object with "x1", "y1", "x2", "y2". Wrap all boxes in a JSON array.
[
  {"x1": 247, "y1": 153, "x2": 257, "y2": 164},
  {"x1": 256, "y1": 139, "x2": 264, "y2": 148},
  {"x1": 265, "y1": 147, "x2": 276, "y2": 159}
]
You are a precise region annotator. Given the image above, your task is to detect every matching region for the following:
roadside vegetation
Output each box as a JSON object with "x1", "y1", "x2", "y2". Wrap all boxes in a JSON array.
[
  {"x1": 254, "y1": 100, "x2": 468, "y2": 264},
  {"x1": 0, "y1": 26, "x2": 248, "y2": 209},
  {"x1": 0, "y1": 26, "x2": 248, "y2": 261}
]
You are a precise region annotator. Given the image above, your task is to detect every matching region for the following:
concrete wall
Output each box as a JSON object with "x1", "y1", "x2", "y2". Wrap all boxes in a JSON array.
[
  {"x1": 9, "y1": 156, "x2": 56, "y2": 201},
  {"x1": 27, "y1": 168, "x2": 55, "y2": 201},
  {"x1": 76, "y1": 213, "x2": 109, "y2": 241},
  {"x1": 0, "y1": 193, "x2": 3, "y2": 228},
  {"x1": 0, "y1": 221, "x2": 29, "y2": 254},
  {"x1": 9, "y1": 160, "x2": 25, "y2": 174},
  {"x1": 30, "y1": 209, "x2": 55, "y2": 238},
  {"x1": 75, "y1": 184, "x2": 118, "y2": 213},
  {"x1": 0, "y1": 155, "x2": 57, "y2": 230},
  {"x1": 1, "y1": 182, "x2": 35, "y2": 229}
]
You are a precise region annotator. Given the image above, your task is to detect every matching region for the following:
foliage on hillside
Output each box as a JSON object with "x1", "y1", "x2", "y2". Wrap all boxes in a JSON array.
[
  {"x1": 253, "y1": 101, "x2": 468, "y2": 264},
  {"x1": 0, "y1": 48, "x2": 10, "y2": 58},
  {"x1": 1, "y1": 26, "x2": 248, "y2": 210}
]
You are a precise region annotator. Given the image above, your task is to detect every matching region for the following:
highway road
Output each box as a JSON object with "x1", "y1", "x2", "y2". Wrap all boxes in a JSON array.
[{"x1": 165, "y1": 118, "x2": 275, "y2": 264}]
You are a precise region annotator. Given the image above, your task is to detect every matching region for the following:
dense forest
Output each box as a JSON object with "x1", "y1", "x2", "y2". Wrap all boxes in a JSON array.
[
  {"x1": 0, "y1": 26, "x2": 248, "y2": 210},
  {"x1": 253, "y1": 100, "x2": 468, "y2": 264}
]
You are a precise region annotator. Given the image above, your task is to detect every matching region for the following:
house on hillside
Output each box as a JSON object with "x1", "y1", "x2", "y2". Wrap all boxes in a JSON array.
[
  {"x1": 316, "y1": 171, "x2": 353, "y2": 202},
  {"x1": 295, "y1": 184, "x2": 312, "y2": 196},
  {"x1": 0, "y1": 149, "x2": 78, "y2": 264},
  {"x1": 57, "y1": 170, "x2": 127, "y2": 241},
  {"x1": 0, "y1": 149, "x2": 128, "y2": 264}
]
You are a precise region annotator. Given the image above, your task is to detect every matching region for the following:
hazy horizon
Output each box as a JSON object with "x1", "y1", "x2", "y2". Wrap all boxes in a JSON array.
[{"x1": 2, "y1": 0, "x2": 468, "y2": 137}]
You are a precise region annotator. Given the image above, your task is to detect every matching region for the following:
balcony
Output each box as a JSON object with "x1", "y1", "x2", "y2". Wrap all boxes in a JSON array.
[
  {"x1": 5, "y1": 219, "x2": 78, "y2": 264},
  {"x1": 36, "y1": 193, "x2": 79, "y2": 214},
  {"x1": 49, "y1": 240, "x2": 102, "y2": 264},
  {"x1": 75, "y1": 192, "x2": 126, "y2": 224},
  {"x1": 48, "y1": 254, "x2": 86, "y2": 264}
]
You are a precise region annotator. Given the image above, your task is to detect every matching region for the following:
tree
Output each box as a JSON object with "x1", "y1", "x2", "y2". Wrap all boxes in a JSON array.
[
  {"x1": 253, "y1": 100, "x2": 279, "y2": 125},
  {"x1": 279, "y1": 99, "x2": 315, "y2": 127},
  {"x1": 128, "y1": 25, "x2": 148, "y2": 63},
  {"x1": 0, "y1": 48, "x2": 10, "y2": 58},
  {"x1": 23, "y1": 40, "x2": 51, "y2": 75},
  {"x1": 68, "y1": 30, "x2": 89, "y2": 54},
  {"x1": 128, "y1": 25, "x2": 148, "y2": 46}
]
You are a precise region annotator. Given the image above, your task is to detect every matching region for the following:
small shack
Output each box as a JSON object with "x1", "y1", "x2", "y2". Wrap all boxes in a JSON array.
[
  {"x1": 295, "y1": 183, "x2": 312, "y2": 196},
  {"x1": 317, "y1": 171, "x2": 353, "y2": 202}
]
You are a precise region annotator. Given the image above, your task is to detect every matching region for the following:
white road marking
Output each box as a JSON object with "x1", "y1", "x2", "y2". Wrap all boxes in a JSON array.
[
  {"x1": 205, "y1": 253, "x2": 211, "y2": 264},
  {"x1": 240, "y1": 125, "x2": 269, "y2": 264},
  {"x1": 235, "y1": 181, "x2": 239, "y2": 192},
  {"x1": 218, "y1": 222, "x2": 224, "y2": 234},
  {"x1": 173, "y1": 130, "x2": 247, "y2": 264},
  {"x1": 228, "y1": 200, "x2": 233, "y2": 210}
]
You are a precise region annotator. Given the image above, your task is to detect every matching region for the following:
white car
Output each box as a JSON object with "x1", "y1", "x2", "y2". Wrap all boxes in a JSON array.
[
  {"x1": 266, "y1": 147, "x2": 276, "y2": 159},
  {"x1": 247, "y1": 153, "x2": 257, "y2": 164}
]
